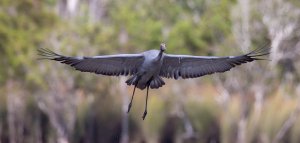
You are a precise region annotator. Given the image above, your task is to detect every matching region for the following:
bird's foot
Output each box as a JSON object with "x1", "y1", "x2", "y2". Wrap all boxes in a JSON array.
[
  {"x1": 142, "y1": 110, "x2": 147, "y2": 120},
  {"x1": 127, "y1": 103, "x2": 132, "y2": 113}
]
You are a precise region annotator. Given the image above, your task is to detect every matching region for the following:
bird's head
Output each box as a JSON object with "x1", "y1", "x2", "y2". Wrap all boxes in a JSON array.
[{"x1": 160, "y1": 43, "x2": 166, "y2": 52}]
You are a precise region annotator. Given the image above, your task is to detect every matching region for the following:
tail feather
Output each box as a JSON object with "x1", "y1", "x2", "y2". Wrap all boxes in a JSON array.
[
  {"x1": 126, "y1": 76, "x2": 139, "y2": 86},
  {"x1": 150, "y1": 76, "x2": 165, "y2": 89},
  {"x1": 126, "y1": 76, "x2": 165, "y2": 89}
]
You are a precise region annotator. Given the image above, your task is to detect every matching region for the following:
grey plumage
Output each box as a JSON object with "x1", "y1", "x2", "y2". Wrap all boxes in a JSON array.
[{"x1": 38, "y1": 43, "x2": 270, "y2": 120}]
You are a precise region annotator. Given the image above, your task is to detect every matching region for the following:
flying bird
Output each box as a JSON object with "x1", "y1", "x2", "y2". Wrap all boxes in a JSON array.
[{"x1": 38, "y1": 43, "x2": 269, "y2": 120}]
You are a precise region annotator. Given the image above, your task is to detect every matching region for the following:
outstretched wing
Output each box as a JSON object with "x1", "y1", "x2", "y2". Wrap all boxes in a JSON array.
[
  {"x1": 38, "y1": 48, "x2": 145, "y2": 76},
  {"x1": 159, "y1": 45, "x2": 269, "y2": 79}
]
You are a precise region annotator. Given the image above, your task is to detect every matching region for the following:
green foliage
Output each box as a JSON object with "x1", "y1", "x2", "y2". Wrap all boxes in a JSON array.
[
  {"x1": 186, "y1": 97, "x2": 221, "y2": 142},
  {"x1": 168, "y1": 20, "x2": 207, "y2": 54},
  {"x1": 0, "y1": 0, "x2": 57, "y2": 85},
  {"x1": 0, "y1": 88, "x2": 7, "y2": 136}
]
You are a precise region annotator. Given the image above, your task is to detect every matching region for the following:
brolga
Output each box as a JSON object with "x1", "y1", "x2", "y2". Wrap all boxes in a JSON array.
[{"x1": 38, "y1": 43, "x2": 269, "y2": 120}]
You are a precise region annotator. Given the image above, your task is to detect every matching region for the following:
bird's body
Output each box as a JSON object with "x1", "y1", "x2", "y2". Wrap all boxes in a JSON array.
[
  {"x1": 127, "y1": 49, "x2": 165, "y2": 90},
  {"x1": 38, "y1": 43, "x2": 269, "y2": 120}
]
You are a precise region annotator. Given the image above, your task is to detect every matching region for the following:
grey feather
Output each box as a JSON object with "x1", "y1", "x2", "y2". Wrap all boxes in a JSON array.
[
  {"x1": 38, "y1": 48, "x2": 145, "y2": 76},
  {"x1": 159, "y1": 46, "x2": 270, "y2": 79}
]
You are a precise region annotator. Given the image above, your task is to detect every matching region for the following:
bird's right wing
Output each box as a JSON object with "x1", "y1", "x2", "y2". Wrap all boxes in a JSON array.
[
  {"x1": 159, "y1": 45, "x2": 269, "y2": 79},
  {"x1": 38, "y1": 48, "x2": 145, "y2": 76}
]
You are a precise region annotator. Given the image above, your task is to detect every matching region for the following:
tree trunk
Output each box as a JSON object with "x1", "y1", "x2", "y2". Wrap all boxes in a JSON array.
[{"x1": 120, "y1": 77, "x2": 129, "y2": 143}]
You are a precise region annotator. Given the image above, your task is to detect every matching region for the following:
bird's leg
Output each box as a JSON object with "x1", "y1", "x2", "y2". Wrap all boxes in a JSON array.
[
  {"x1": 127, "y1": 85, "x2": 137, "y2": 113},
  {"x1": 142, "y1": 86, "x2": 149, "y2": 120}
]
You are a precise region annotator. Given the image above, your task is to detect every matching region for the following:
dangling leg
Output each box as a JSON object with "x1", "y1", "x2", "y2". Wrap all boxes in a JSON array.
[
  {"x1": 142, "y1": 86, "x2": 150, "y2": 120},
  {"x1": 127, "y1": 85, "x2": 137, "y2": 113}
]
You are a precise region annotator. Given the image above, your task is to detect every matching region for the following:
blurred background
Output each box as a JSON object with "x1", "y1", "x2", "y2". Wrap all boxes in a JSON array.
[{"x1": 0, "y1": 0, "x2": 300, "y2": 143}]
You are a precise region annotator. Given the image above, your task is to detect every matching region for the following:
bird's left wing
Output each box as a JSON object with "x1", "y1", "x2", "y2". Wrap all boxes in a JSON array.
[
  {"x1": 38, "y1": 48, "x2": 145, "y2": 76},
  {"x1": 159, "y1": 46, "x2": 269, "y2": 79}
]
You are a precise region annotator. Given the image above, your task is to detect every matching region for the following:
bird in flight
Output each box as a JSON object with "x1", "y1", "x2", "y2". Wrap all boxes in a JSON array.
[{"x1": 38, "y1": 43, "x2": 269, "y2": 120}]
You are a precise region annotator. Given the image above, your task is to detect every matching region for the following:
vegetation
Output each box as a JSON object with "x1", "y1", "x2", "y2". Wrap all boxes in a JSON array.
[{"x1": 0, "y1": 0, "x2": 299, "y2": 142}]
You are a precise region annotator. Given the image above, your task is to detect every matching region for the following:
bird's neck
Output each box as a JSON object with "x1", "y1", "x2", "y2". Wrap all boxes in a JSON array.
[{"x1": 155, "y1": 50, "x2": 164, "y2": 61}]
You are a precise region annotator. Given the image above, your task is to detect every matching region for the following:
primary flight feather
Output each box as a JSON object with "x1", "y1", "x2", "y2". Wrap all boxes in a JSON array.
[{"x1": 38, "y1": 43, "x2": 269, "y2": 120}]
